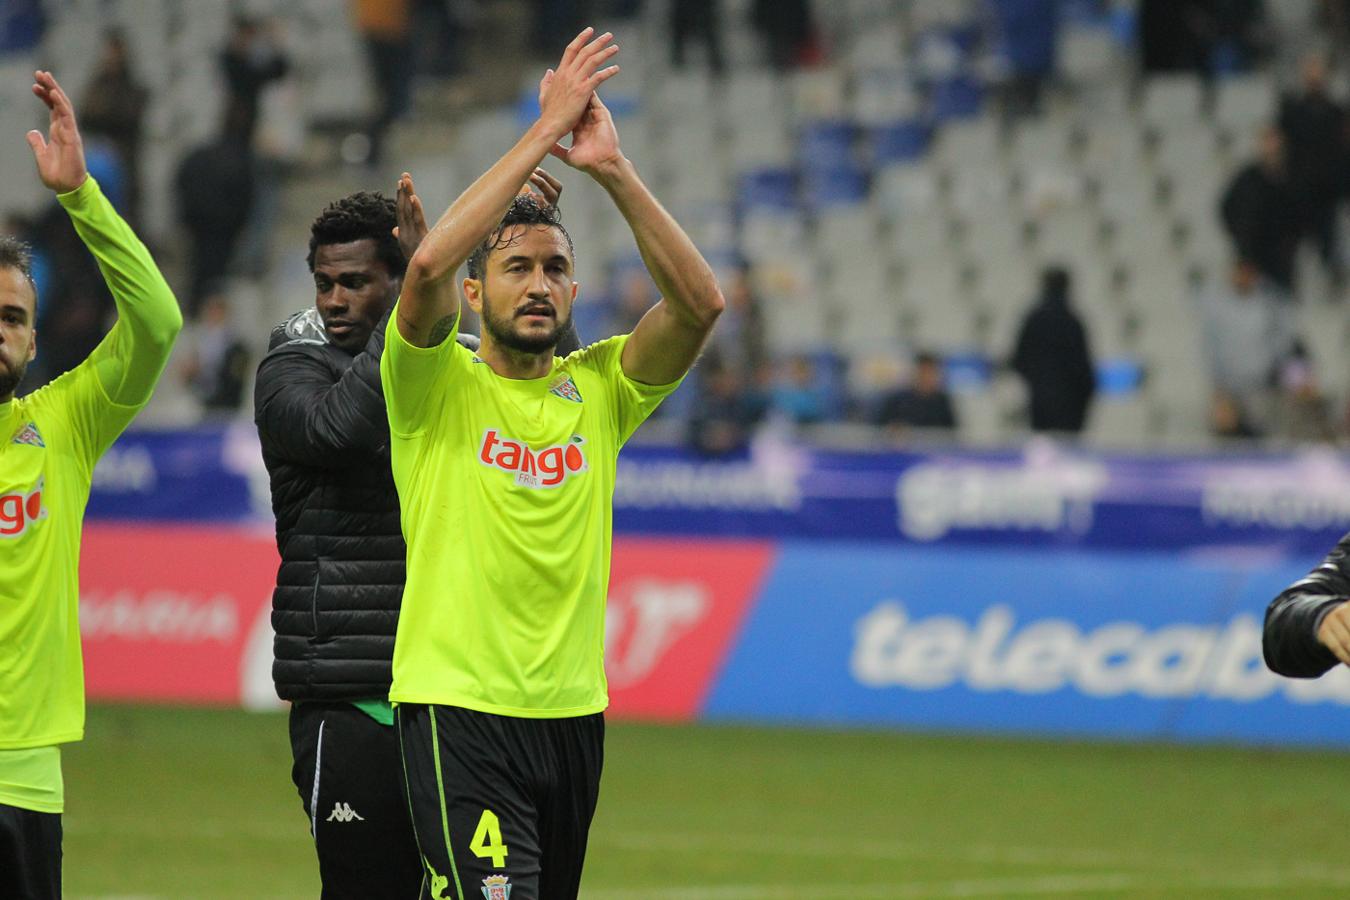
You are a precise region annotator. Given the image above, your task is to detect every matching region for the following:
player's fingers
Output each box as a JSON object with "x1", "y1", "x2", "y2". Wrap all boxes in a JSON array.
[
  {"x1": 548, "y1": 142, "x2": 571, "y2": 163},
  {"x1": 25, "y1": 130, "x2": 46, "y2": 156},
  {"x1": 560, "y1": 27, "x2": 594, "y2": 67},
  {"x1": 579, "y1": 38, "x2": 617, "y2": 71},
  {"x1": 588, "y1": 64, "x2": 621, "y2": 89}
]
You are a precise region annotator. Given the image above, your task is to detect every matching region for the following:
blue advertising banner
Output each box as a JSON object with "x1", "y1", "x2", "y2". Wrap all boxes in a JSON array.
[
  {"x1": 88, "y1": 426, "x2": 1350, "y2": 557},
  {"x1": 703, "y1": 542, "x2": 1350, "y2": 746}
]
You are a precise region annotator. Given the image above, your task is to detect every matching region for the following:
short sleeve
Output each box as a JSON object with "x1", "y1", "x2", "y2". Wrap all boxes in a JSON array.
[
  {"x1": 379, "y1": 303, "x2": 462, "y2": 437},
  {"x1": 585, "y1": 334, "x2": 684, "y2": 444}
]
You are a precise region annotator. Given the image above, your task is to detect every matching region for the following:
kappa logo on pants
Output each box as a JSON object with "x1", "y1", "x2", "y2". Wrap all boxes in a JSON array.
[{"x1": 325, "y1": 802, "x2": 364, "y2": 823}]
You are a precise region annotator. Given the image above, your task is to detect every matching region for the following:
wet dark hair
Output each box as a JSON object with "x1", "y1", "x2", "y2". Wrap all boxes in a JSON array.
[
  {"x1": 306, "y1": 191, "x2": 405, "y2": 277},
  {"x1": 0, "y1": 235, "x2": 37, "y2": 300},
  {"x1": 466, "y1": 194, "x2": 574, "y2": 281}
]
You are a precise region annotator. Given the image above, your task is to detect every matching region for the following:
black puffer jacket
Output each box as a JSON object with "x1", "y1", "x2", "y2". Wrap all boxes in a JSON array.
[
  {"x1": 254, "y1": 309, "x2": 478, "y2": 701},
  {"x1": 1263, "y1": 532, "x2": 1350, "y2": 678}
]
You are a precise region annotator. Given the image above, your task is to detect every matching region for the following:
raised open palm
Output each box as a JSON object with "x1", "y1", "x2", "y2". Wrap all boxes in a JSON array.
[{"x1": 26, "y1": 70, "x2": 87, "y2": 194}]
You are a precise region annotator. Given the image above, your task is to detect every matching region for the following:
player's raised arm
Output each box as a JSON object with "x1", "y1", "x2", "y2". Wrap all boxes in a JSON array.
[
  {"x1": 552, "y1": 90, "x2": 724, "y2": 385},
  {"x1": 394, "y1": 27, "x2": 618, "y2": 349},
  {"x1": 27, "y1": 70, "x2": 182, "y2": 407}
]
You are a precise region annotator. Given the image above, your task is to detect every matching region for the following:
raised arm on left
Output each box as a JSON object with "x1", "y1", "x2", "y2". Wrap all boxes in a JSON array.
[
  {"x1": 27, "y1": 69, "x2": 182, "y2": 406},
  {"x1": 549, "y1": 84, "x2": 723, "y2": 384}
]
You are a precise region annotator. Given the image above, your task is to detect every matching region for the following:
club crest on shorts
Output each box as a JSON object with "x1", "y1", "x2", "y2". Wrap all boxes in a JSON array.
[
  {"x1": 549, "y1": 373, "x2": 583, "y2": 403},
  {"x1": 481, "y1": 874, "x2": 511, "y2": 899},
  {"x1": 11, "y1": 422, "x2": 44, "y2": 448}
]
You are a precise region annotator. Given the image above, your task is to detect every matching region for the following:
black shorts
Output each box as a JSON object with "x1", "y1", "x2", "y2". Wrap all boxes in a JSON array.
[
  {"x1": 397, "y1": 704, "x2": 604, "y2": 900},
  {"x1": 0, "y1": 802, "x2": 61, "y2": 900},
  {"x1": 290, "y1": 702, "x2": 424, "y2": 899}
]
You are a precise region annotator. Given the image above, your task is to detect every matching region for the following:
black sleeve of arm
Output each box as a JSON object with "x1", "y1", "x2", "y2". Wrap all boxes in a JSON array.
[
  {"x1": 1263, "y1": 533, "x2": 1350, "y2": 678},
  {"x1": 254, "y1": 327, "x2": 388, "y2": 468}
]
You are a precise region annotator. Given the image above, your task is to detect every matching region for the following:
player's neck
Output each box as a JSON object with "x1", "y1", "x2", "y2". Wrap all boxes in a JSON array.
[{"x1": 477, "y1": 336, "x2": 554, "y2": 380}]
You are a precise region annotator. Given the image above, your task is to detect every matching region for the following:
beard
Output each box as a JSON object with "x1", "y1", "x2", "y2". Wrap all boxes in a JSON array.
[
  {"x1": 481, "y1": 301, "x2": 573, "y2": 355},
  {"x1": 0, "y1": 356, "x2": 27, "y2": 399}
]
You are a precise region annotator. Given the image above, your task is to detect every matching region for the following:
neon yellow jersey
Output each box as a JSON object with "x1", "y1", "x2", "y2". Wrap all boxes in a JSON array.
[
  {"x1": 0, "y1": 747, "x2": 62, "y2": 813},
  {"x1": 0, "y1": 177, "x2": 180, "y2": 789},
  {"x1": 380, "y1": 310, "x2": 679, "y2": 717}
]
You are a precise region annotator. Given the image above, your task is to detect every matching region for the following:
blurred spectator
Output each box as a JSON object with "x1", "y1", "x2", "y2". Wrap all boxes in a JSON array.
[
  {"x1": 1280, "y1": 51, "x2": 1348, "y2": 286},
  {"x1": 605, "y1": 268, "x2": 659, "y2": 337},
  {"x1": 707, "y1": 265, "x2": 766, "y2": 376},
  {"x1": 175, "y1": 103, "x2": 256, "y2": 314},
  {"x1": 770, "y1": 355, "x2": 830, "y2": 425},
  {"x1": 181, "y1": 293, "x2": 250, "y2": 414},
  {"x1": 354, "y1": 0, "x2": 413, "y2": 167},
  {"x1": 1220, "y1": 124, "x2": 1301, "y2": 293},
  {"x1": 671, "y1": 0, "x2": 725, "y2": 74},
  {"x1": 875, "y1": 352, "x2": 957, "y2": 432},
  {"x1": 1010, "y1": 266, "x2": 1096, "y2": 434},
  {"x1": 686, "y1": 357, "x2": 768, "y2": 457},
  {"x1": 222, "y1": 16, "x2": 290, "y2": 145},
  {"x1": 1209, "y1": 0, "x2": 1270, "y2": 73},
  {"x1": 1139, "y1": 0, "x2": 1212, "y2": 74},
  {"x1": 1197, "y1": 258, "x2": 1295, "y2": 438},
  {"x1": 1139, "y1": 0, "x2": 1267, "y2": 75},
  {"x1": 751, "y1": 0, "x2": 816, "y2": 70},
  {"x1": 986, "y1": 0, "x2": 1059, "y2": 118},
  {"x1": 1273, "y1": 344, "x2": 1333, "y2": 442},
  {"x1": 80, "y1": 32, "x2": 148, "y2": 225}
]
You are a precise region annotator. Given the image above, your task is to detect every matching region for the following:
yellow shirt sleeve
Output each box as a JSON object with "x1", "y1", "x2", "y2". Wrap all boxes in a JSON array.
[{"x1": 379, "y1": 303, "x2": 461, "y2": 437}]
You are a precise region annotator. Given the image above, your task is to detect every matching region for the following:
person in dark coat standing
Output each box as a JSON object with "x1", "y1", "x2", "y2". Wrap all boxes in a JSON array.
[
  {"x1": 1220, "y1": 124, "x2": 1302, "y2": 293},
  {"x1": 1011, "y1": 266, "x2": 1097, "y2": 434},
  {"x1": 1279, "y1": 51, "x2": 1348, "y2": 283}
]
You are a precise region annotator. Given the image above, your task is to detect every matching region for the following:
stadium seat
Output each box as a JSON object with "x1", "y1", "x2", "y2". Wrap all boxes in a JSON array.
[
  {"x1": 869, "y1": 120, "x2": 932, "y2": 167},
  {"x1": 930, "y1": 74, "x2": 986, "y2": 121},
  {"x1": 1213, "y1": 75, "x2": 1277, "y2": 137},
  {"x1": 1141, "y1": 74, "x2": 1207, "y2": 130}
]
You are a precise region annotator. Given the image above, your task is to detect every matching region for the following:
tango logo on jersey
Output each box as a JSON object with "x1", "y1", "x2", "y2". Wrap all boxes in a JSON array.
[
  {"x1": 0, "y1": 477, "x2": 46, "y2": 538},
  {"x1": 479, "y1": 430, "x2": 587, "y2": 489},
  {"x1": 11, "y1": 422, "x2": 43, "y2": 448},
  {"x1": 481, "y1": 875, "x2": 511, "y2": 899},
  {"x1": 548, "y1": 373, "x2": 583, "y2": 403}
]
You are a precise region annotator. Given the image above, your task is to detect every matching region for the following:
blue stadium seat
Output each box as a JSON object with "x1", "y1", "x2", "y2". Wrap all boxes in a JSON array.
[
  {"x1": 797, "y1": 120, "x2": 856, "y2": 170},
  {"x1": 737, "y1": 168, "x2": 799, "y2": 213},
  {"x1": 801, "y1": 166, "x2": 869, "y2": 211},
  {"x1": 930, "y1": 75, "x2": 985, "y2": 121},
  {"x1": 870, "y1": 121, "x2": 932, "y2": 166}
]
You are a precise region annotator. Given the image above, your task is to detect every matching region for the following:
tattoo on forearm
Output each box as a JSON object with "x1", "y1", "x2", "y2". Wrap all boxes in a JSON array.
[{"x1": 429, "y1": 316, "x2": 456, "y2": 345}]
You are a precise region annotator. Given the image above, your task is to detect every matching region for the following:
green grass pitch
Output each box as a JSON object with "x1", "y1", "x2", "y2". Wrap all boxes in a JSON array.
[{"x1": 62, "y1": 705, "x2": 1350, "y2": 898}]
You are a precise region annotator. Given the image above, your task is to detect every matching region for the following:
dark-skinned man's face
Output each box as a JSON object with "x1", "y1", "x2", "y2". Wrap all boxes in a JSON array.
[{"x1": 312, "y1": 240, "x2": 399, "y2": 352}]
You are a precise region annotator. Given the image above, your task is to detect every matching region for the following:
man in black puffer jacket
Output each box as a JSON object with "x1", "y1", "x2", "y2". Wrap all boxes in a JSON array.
[
  {"x1": 254, "y1": 172, "x2": 571, "y2": 898},
  {"x1": 1265, "y1": 533, "x2": 1350, "y2": 680}
]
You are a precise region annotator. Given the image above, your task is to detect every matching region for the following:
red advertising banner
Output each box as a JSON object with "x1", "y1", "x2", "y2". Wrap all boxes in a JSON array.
[
  {"x1": 604, "y1": 537, "x2": 775, "y2": 721},
  {"x1": 80, "y1": 525, "x2": 279, "y2": 706},
  {"x1": 79, "y1": 526, "x2": 774, "y2": 715}
]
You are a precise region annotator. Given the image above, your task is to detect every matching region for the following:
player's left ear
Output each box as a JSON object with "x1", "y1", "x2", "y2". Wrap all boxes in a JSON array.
[{"x1": 27, "y1": 329, "x2": 36, "y2": 362}]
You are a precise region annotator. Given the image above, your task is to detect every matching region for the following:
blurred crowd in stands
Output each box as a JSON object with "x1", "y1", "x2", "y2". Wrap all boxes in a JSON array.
[{"x1": 8, "y1": 0, "x2": 1350, "y2": 454}]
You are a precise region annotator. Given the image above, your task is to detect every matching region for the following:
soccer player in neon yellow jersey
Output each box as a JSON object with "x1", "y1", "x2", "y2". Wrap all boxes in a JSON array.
[
  {"x1": 0, "y1": 71, "x2": 182, "y2": 896},
  {"x1": 380, "y1": 27, "x2": 723, "y2": 899}
]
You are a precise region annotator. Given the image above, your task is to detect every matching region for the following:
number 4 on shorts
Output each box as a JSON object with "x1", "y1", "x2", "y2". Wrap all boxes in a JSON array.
[{"x1": 470, "y1": 809, "x2": 509, "y2": 868}]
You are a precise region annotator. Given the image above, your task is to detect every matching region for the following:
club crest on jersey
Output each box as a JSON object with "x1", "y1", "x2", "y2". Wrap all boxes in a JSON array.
[
  {"x1": 481, "y1": 875, "x2": 511, "y2": 899},
  {"x1": 0, "y1": 477, "x2": 46, "y2": 538},
  {"x1": 11, "y1": 422, "x2": 43, "y2": 448},
  {"x1": 548, "y1": 373, "x2": 583, "y2": 403},
  {"x1": 479, "y1": 429, "x2": 587, "y2": 489}
]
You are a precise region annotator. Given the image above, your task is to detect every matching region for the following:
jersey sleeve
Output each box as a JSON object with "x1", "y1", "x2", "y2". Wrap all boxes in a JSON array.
[
  {"x1": 585, "y1": 334, "x2": 684, "y2": 444},
  {"x1": 379, "y1": 302, "x2": 461, "y2": 437},
  {"x1": 46, "y1": 177, "x2": 184, "y2": 466}
]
